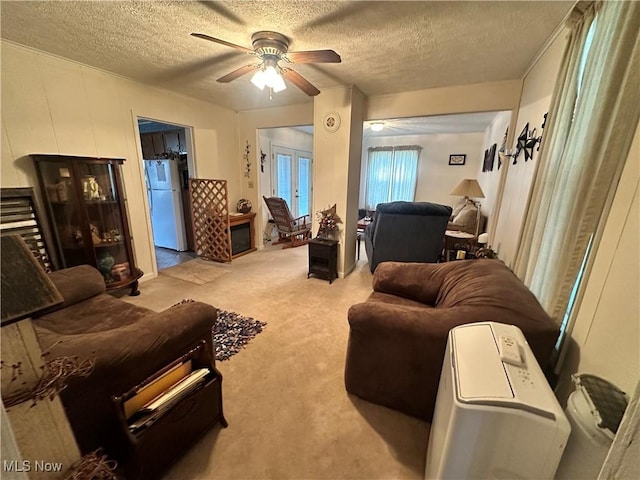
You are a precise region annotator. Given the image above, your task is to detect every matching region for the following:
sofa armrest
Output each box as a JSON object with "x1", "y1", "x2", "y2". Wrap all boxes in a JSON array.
[
  {"x1": 372, "y1": 261, "x2": 448, "y2": 305},
  {"x1": 50, "y1": 301, "x2": 217, "y2": 382},
  {"x1": 345, "y1": 301, "x2": 455, "y2": 421},
  {"x1": 43, "y1": 300, "x2": 217, "y2": 454},
  {"x1": 47, "y1": 265, "x2": 105, "y2": 309}
]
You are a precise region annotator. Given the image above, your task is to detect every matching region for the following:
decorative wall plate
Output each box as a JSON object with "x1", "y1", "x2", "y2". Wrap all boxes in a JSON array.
[{"x1": 323, "y1": 112, "x2": 341, "y2": 132}]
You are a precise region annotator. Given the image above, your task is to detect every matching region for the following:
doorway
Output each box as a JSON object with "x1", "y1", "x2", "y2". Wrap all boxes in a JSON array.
[
  {"x1": 137, "y1": 118, "x2": 196, "y2": 270},
  {"x1": 272, "y1": 146, "x2": 313, "y2": 219},
  {"x1": 258, "y1": 126, "x2": 314, "y2": 245}
]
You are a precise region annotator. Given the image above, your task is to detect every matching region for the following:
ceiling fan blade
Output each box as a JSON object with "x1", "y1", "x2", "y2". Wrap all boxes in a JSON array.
[
  {"x1": 281, "y1": 69, "x2": 321, "y2": 96},
  {"x1": 285, "y1": 50, "x2": 341, "y2": 64},
  {"x1": 217, "y1": 65, "x2": 258, "y2": 83},
  {"x1": 191, "y1": 33, "x2": 254, "y2": 54}
]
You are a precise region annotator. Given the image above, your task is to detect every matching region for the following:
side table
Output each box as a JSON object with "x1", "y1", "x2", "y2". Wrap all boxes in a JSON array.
[
  {"x1": 308, "y1": 238, "x2": 338, "y2": 284},
  {"x1": 444, "y1": 230, "x2": 476, "y2": 261}
]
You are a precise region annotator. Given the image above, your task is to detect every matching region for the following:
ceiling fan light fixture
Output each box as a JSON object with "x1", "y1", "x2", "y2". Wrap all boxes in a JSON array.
[
  {"x1": 252, "y1": 62, "x2": 287, "y2": 93},
  {"x1": 370, "y1": 122, "x2": 385, "y2": 132},
  {"x1": 251, "y1": 69, "x2": 268, "y2": 90},
  {"x1": 271, "y1": 74, "x2": 287, "y2": 93}
]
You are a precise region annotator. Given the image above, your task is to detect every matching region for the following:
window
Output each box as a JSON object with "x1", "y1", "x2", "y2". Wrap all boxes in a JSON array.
[{"x1": 365, "y1": 146, "x2": 420, "y2": 209}]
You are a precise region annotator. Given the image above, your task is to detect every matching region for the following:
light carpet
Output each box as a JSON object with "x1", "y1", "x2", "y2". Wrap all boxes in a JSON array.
[
  {"x1": 123, "y1": 244, "x2": 429, "y2": 480},
  {"x1": 160, "y1": 258, "x2": 229, "y2": 285}
]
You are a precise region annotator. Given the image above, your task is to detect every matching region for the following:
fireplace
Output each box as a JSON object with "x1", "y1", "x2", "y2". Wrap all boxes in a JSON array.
[
  {"x1": 231, "y1": 223, "x2": 251, "y2": 255},
  {"x1": 229, "y1": 213, "x2": 256, "y2": 258}
]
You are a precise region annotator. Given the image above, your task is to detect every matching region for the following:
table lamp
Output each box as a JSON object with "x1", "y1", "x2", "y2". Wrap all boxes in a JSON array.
[
  {"x1": 450, "y1": 179, "x2": 485, "y2": 203},
  {"x1": 450, "y1": 179, "x2": 485, "y2": 238}
]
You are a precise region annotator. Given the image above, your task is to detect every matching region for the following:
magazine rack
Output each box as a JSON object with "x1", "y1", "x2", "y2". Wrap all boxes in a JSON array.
[{"x1": 112, "y1": 341, "x2": 227, "y2": 479}]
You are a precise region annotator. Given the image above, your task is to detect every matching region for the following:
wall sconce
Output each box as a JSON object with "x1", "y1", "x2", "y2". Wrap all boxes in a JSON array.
[{"x1": 243, "y1": 141, "x2": 251, "y2": 178}]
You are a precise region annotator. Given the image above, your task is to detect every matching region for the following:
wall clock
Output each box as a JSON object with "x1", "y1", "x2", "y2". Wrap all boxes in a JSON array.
[{"x1": 323, "y1": 113, "x2": 341, "y2": 132}]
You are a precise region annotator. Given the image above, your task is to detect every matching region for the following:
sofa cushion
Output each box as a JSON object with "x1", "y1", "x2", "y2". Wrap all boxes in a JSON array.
[
  {"x1": 450, "y1": 203, "x2": 478, "y2": 232},
  {"x1": 372, "y1": 261, "x2": 448, "y2": 305},
  {"x1": 450, "y1": 197, "x2": 469, "y2": 218},
  {"x1": 45, "y1": 265, "x2": 106, "y2": 310}
]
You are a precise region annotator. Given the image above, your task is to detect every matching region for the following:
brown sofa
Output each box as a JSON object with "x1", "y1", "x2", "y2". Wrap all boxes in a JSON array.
[
  {"x1": 344, "y1": 260, "x2": 559, "y2": 421},
  {"x1": 32, "y1": 265, "x2": 225, "y2": 478}
]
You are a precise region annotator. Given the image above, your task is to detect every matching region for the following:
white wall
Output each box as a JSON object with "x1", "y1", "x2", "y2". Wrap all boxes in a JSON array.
[
  {"x1": 360, "y1": 132, "x2": 484, "y2": 208},
  {"x1": 237, "y1": 103, "x2": 315, "y2": 247},
  {"x1": 366, "y1": 80, "x2": 522, "y2": 120},
  {"x1": 492, "y1": 30, "x2": 569, "y2": 265},
  {"x1": 558, "y1": 122, "x2": 640, "y2": 398},
  {"x1": 477, "y1": 110, "x2": 512, "y2": 234},
  {"x1": 0, "y1": 41, "x2": 239, "y2": 278}
]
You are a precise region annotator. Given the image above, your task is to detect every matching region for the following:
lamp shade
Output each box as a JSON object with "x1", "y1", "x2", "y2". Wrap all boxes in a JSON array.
[{"x1": 450, "y1": 179, "x2": 485, "y2": 199}]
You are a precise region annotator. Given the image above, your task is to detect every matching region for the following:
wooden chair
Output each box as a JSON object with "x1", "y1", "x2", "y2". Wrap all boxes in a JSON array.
[{"x1": 263, "y1": 196, "x2": 311, "y2": 248}]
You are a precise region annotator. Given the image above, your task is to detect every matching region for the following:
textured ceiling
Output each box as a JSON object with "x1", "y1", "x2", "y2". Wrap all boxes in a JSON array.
[{"x1": 0, "y1": 1, "x2": 573, "y2": 112}]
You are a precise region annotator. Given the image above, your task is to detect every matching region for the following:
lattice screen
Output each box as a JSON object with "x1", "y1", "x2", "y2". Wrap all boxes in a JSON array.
[{"x1": 190, "y1": 179, "x2": 231, "y2": 263}]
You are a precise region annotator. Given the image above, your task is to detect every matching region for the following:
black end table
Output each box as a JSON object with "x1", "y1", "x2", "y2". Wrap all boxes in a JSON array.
[{"x1": 308, "y1": 238, "x2": 338, "y2": 284}]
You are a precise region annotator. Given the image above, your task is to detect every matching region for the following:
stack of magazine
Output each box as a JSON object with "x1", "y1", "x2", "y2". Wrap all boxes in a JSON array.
[{"x1": 126, "y1": 365, "x2": 210, "y2": 434}]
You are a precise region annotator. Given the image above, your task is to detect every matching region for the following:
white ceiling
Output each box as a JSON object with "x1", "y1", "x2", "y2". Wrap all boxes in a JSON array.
[{"x1": 0, "y1": 1, "x2": 573, "y2": 113}]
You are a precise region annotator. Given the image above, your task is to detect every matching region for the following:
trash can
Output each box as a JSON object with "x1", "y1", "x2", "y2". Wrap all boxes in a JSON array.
[{"x1": 556, "y1": 374, "x2": 628, "y2": 479}]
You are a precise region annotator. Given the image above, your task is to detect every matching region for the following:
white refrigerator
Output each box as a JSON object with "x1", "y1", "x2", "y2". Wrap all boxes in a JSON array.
[{"x1": 144, "y1": 159, "x2": 187, "y2": 251}]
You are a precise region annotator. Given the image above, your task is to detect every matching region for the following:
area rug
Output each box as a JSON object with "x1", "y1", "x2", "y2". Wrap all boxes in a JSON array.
[
  {"x1": 161, "y1": 258, "x2": 228, "y2": 285},
  {"x1": 214, "y1": 309, "x2": 267, "y2": 361}
]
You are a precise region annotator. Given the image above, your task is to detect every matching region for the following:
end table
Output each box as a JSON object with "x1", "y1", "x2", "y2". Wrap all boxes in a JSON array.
[{"x1": 308, "y1": 238, "x2": 338, "y2": 284}]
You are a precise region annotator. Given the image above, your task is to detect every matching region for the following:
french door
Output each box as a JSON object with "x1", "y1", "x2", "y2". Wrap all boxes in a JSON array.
[{"x1": 272, "y1": 146, "x2": 313, "y2": 219}]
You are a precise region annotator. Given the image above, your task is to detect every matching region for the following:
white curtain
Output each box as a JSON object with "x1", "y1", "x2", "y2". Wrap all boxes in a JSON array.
[
  {"x1": 365, "y1": 146, "x2": 420, "y2": 209},
  {"x1": 366, "y1": 148, "x2": 393, "y2": 209},
  {"x1": 514, "y1": 1, "x2": 640, "y2": 325},
  {"x1": 391, "y1": 147, "x2": 420, "y2": 201}
]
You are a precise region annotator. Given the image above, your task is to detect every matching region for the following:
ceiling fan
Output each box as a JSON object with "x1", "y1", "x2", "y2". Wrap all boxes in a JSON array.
[{"x1": 191, "y1": 31, "x2": 341, "y2": 96}]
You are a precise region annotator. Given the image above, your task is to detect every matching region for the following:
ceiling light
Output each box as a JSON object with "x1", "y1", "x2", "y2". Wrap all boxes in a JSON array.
[
  {"x1": 251, "y1": 69, "x2": 267, "y2": 90},
  {"x1": 251, "y1": 59, "x2": 287, "y2": 93},
  {"x1": 370, "y1": 122, "x2": 385, "y2": 132}
]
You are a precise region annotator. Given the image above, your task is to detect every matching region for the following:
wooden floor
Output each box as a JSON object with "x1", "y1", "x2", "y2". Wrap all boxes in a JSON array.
[{"x1": 155, "y1": 246, "x2": 196, "y2": 270}]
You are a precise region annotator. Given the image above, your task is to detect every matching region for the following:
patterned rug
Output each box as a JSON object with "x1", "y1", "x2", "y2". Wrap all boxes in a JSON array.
[
  {"x1": 214, "y1": 309, "x2": 267, "y2": 361},
  {"x1": 172, "y1": 300, "x2": 266, "y2": 361}
]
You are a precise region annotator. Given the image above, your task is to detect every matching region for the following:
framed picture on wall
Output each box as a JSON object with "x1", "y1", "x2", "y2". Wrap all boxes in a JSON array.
[
  {"x1": 488, "y1": 143, "x2": 497, "y2": 171},
  {"x1": 449, "y1": 154, "x2": 466, "y2": 166}
]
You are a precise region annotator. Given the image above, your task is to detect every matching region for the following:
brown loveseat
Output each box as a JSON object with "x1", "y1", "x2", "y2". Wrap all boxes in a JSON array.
[
  {"x1": 32, "y1": 265, "x2": 224, "y2": 477},
  {"x1": 344, "y1": 260, "x2": 559, "y2": 421}
]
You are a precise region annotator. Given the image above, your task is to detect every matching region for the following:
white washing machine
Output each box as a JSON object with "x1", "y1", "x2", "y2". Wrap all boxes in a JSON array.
[{"x1": 425, "y1": 322, "x2": 571, "y2": 479}]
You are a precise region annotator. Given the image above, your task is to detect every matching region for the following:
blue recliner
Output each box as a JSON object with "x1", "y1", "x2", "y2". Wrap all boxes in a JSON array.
[{"x1": 363, "y1": 201, "x2": 452, "y2": 272}]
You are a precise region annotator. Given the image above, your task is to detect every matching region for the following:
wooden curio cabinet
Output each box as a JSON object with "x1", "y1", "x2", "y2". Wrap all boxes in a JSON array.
[{"x1": 32, "y1": 154, "x2": 142, "y2": 295}]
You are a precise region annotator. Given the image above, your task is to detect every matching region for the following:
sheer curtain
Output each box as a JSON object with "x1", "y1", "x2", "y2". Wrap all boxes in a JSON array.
[
  {"x1": 391, "y1": 147, "x2": 420, "y2": 201},
  {"x1": 366, "y1": 148, "x2": 393, "y2": 209},
  {"x1": 514, "y1": 1, "x2": 640, "y2": 327},
  {"x1": 365, "y1": 146, "x2": 420, "y2": 209}
]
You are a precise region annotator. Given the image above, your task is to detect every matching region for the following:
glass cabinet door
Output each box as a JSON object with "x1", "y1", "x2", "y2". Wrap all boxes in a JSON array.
[
  {"x1": 34, "y1": 155, "x2": 140, "y2": 294},
  {"x1": 76, "y1": 160, "x2": 133, "y2": 287},
  {"x1": 36, "y1": 159, "x2": 89, "y2": 267}
]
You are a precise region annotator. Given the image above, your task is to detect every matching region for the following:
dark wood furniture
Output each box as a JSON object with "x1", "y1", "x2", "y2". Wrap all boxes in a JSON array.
[
  {"x1": 113, "y1": 341, "x2": 227, "y2": 479},
  {"x1": 229, "y1": 212, "x2": 257, "y2": 258},
  {"x1": 308, "y1": 238, "x2": 338, "y2": 284},
  {"x1": 263, "y1": 196, "x2": 311, "y2": 248},
  {"x1": 32, "y1": 154, "x2": 142, "y2": 295}
]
